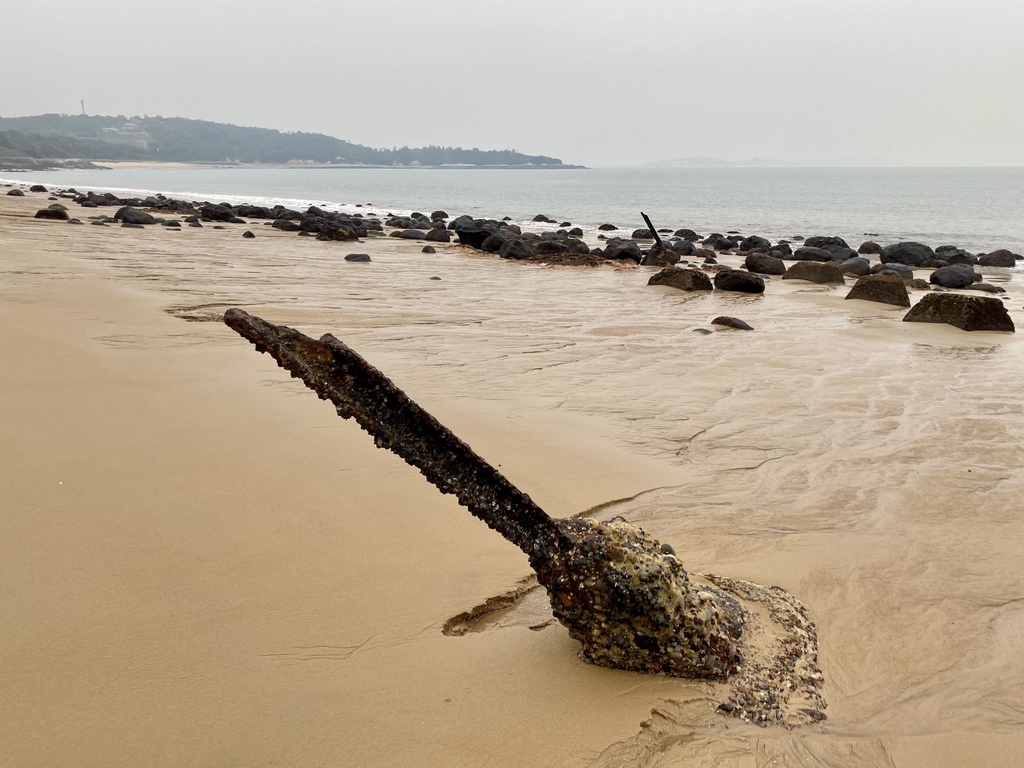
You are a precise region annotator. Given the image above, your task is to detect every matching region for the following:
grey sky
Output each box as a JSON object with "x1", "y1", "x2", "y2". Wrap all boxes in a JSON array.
[{"x1": 3, "y1": 0, "x2": 1022, "y2": 166}]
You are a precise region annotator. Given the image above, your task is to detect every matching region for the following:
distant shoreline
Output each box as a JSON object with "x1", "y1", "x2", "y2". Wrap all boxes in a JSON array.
[{"x1": 0, "y1": 159, "x2": 587, "y2": 173}]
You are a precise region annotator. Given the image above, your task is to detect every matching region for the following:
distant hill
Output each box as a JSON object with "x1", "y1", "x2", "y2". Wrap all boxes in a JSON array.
[{"x1": 0, "y1": 114, "x2": 576, "y2": 168}]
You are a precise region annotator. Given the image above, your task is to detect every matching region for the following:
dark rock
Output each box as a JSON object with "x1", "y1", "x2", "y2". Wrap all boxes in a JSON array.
[
  {"x1": 228, "y1": 217, "x2": 247, "y2": 225},
  {"x1": 200, "y1": 205, "x2": 235, "y2": 222},
  {"x1": 345, "y1": 253, "x2": 372, "y2": 262},
  {"x1": 565, "y1": 237, "x2": 590, "y2": 255},
  {"x1": 640, "y1": 245, "x2": 680, "y2": 267},
  {"x1": 272, "y1": 219, "x2": 302, "y2": 232},
  {"x1": 872, "y1": 262, "x2": 914, "y2": 280},
  {"x1": 568, "y1": 227, "x2": 584, "y2": 237},
  {"x1": 858, "y1": 240, "x2": 884, "y2": 255},
  {"x1": 90, "y1": 221, "x2": 107, "y2": 226},
  {"x1": 669, "y1": 240, "x2": 696, "y2": 256},
  {"x1": 783, "y1": 261, "x2": 846, "y2": 284},
  {"x1": 845, "y1": 274, "x2": 911, "y2": 307},
  {"x1": 29, "y1": 184, "x2": 47, "y2": 193},
  {"x1": 790, "y1": 246, "x2": 833, "y2": 262},
  {"x1": 744, "y1": 252, "x2": 786, "y2": 275},
  {"x1": 121, "y1": 222, "x2": 145, "y2": 229},
  {"x1": 692, "y1": 328, "x2": 713, "y2": 335},
  {"x1": 804, "y1": 235, "x2": 850, "y2": 250},
  {"x1": 162, "y1": 220, "x2": 182, "y2": 228},
  {"x1": 391, "y1": 229, "x2": 428, "y2": 240},
  {"x1": 908, "y1": 278, "x2": 932, "y2": 291},
  {"x1": 739, "y1": 235, "x2": 771, "y2": 252},
  {"x1": 242, "y1": 230, "x2": 256, "y2": 239},
  {"x1": 647, "y1": 268, "x2": 713, "y2": 291},
  {"x1": 940, "y1": 248, "x2": 978, "y2": 266},
  {"x1": 558, "y1": 221, "x2": 572, "y2": 228},
  {"x1": 840, "y1": 257, "x2": 872, "y2": 277},
  {"x1": 499, "y1": 239, "x2": 535, "y2": 260},
  {"x1": 929, "y1": 264, "x2": 977, "y2": 289},
  {"x1": 598, "y1": 223, "x2": 618, "y2": 231},
  {"x1": 970, "y1": 282, "x2": 1006, "y2": 294},
  {"x1": 978, "y1": 249, "x2": 1017, "y2": 267},
  {"x1": 714, "y1": 270, "x2": 766, "y2": 294},
  {"x1": 903, "y1": 293, "x2": 1014, "y2": 332},
  {"x1": 456, "y1": 227, "x2": 496, "y2": 249},
  {"x1": 711, "y1": 316, "x2": 754, "y2": 330},
  {"x1": 533, "y1": 214, "x2": 554, "y2": 223},
  {"x1": 7, "y1": 188, "x2": 24, "y2": 196},
  {"x1": 533, "y1": 240, "x2": 571, "y2": 256},
  {"x1": 824, "y1": 246, "x2": 858, "y2": 261},
  {"x1": 602, "y1": 238, "x2": 643, "y2": 262},
  {"x1": 431, "y1": 210, "x2": 449, "y2": 220},
  {"x1": 481, "y1": 232, "x2": 507, "y2": 253},
  {"x1": 704, "y1": 234, "x2": 735, "y2": 251},
  {"x1": 188, "y1": 222, "x2": 203, "y2": 228},
  {"x1": 34, "y1": 208, "x2": 70, "y2": 220},
  {"x1": 316, "y1": 223, "x2": 361, "y2": 241},
  {"x1": 116, "y1": 206, "x2": 157, "y2": 225},
  {"x1": 422, "y1": 246, "x2": 436, "y2": 254},
  {"x1": 80, "y1": 200, "x2": 98, "y2": 208},
  {"x1": 675, "y1": 228, "x2": 700, "y2": 240},
  {"x1": 632, "y1": 228, "x2": 655, "y2": 240},
  {"x1": 881, "y1": 241, "x2": 935, "y2": 267},
  {"x1": 67, "y1": 219, "x2": 83, "y2": 225}
]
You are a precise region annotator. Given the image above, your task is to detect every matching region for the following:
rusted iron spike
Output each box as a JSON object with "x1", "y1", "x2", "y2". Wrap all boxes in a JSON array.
[{"x1": 224, "y1": 308, "x2": 742, "y2": 680}]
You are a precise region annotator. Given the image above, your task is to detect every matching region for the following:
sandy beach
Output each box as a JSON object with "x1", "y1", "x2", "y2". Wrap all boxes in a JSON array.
[{"x1": 2, "y1": 187, "x2": 1024, "y2": 767}]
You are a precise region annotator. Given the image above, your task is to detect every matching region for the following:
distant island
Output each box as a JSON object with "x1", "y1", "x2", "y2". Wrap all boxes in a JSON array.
[{"x1": 0, "y1": 114, "x2": 580, "y2": 170}]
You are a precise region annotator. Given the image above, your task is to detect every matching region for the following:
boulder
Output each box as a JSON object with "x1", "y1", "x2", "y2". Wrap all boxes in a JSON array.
[
  {"x1": 881, "y1": 241, "x2": 935, "y2": 267},
  {"x1": 647, "y1": 267, "x2": 713, "y2": 291},
  {"x1": 840, "y1": 257, "x2": 872, "y2": 276},
  {"x1": 345, "y1": 253, "x2": 372, "y2": 262},
  {"x1": 499, "y1": 238, "x2": 535, "y2": 260},
  {"x1": 242, "y1": 230, "x2": 256, "y2": 239},
  {"x1": 711, "y1": 316, "x2": 754, "y2": 330},
  {"x1": 602, "y1": 238, "x2": 644, "y2": 262},
  {"x1": 903, "y1": 293, "x2": 1014, "y2": 332},
  {"x1": 783, "y1": 261, "x2": 846, "y2": 284},
  {"x1": 790, "y1": 246, "x2": 833, "y2": 262},
  {"x1": 845, "y1": 274, "x2": 910, "y2": 307},
  {"x1": 34, "y1": 208, "x2": 70, "y2": 220},
  {"x1": 6, "y1": 188, "x2": 24, "y2": 196},
  {"x1": 116, "y1": 206, "x2": 158, "y2": 225},
  {"x1": 744, "y1": 252, "x2": 786, "y2": 275},
  {"x1": 421, "y1": 246, "x2": 436, "y2": 254},
  {"x1": 271, "y1": 219, "x2": 302, "y2": 232},
  {"x1": 669, "y1": 239, "x2": 696, "y2": 256},
  {"x1": 804, "y1": 235, "x2": 849, "y2": 250},
  {"x1": 425, "y1": 226, "x2": 450, "y2": 243},
  {"x1": 598, "y1": 223, "x2": 618, "y2": 231},
  {"x1": 929, "y1": 264, "x2": 977, "y2": 289},
  {"x1": 858, "y1": 240, "x2": 883, "y2": 255},
  {"x1": 29, "y1": 184, "x2": 48, "y2": 193},
  {"x1": 675, "y1": 228, "x2": 700, "y2": 240},
  {"x1": 703, "y1": 234, "x2": 735, "y2": 251},
  {"x1": 714, "y1": 270, "x2": 765, "y2": 294},
  {"x1": 533, "y1": 240, "x2": 571, "y2": 256},
  {"x1": 739, "y1": 235, "x2": 771, "y2": 252},
  {"x1": 970, "y1": 283, "x2": 1006, "y2": 294},
  {"x1": 199, "y1": 205, "x2": 235, "y2": 222},
  {"x1": 480, "y1": 233, "x2": 507, "y2": 253},
  {"x1": 632, "y1": 228, "x2": 655, "y2": 240},
  {"x1": 640, "y1": 245, "x2": 680, "y2": 267},
  {"x1": 316, "y1": 223, "x2": 361, "y2": 241},
  {"x1": 456, "y1": 227, "x2": 496, "y2": 249},
  {"x1": 978, "y1": 249, "x2": 1017, "y2": 267},
  {"x1": 532, "y1": 214, "x2": 554, "y2": 223}
]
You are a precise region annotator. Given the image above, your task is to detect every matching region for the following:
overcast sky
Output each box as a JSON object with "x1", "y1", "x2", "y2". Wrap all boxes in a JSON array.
[{"x1": 3, "y1": 0, "x2": 1022, "y2": 167}]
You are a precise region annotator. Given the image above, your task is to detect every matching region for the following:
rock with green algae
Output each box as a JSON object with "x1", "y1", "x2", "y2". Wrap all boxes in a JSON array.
[{"x1": 902, "y1": 292, "x2": 1014, "y2": 332}]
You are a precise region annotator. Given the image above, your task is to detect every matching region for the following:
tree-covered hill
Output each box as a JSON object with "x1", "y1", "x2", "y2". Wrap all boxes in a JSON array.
[{"x1": 0, "y1": 114, "x2": 574, "y2": 167}]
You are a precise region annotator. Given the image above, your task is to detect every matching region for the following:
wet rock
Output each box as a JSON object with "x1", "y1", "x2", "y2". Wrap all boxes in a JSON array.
[
  {"x1": 116, "y1": 206, "x2": 157, "y2": 225},
  {"x1": 632, "y1": 228, "x2": 655, "y2": 239},
  {"x1": 669, "y1": 240, "x2": 697, "y2": 256},
  {"x1": 978, "y1": 249, "x2": 1018, "y2": 267},
  {"x1": 200, "y1": 204, "x2": 235, "y2": 222},
  {"x1": 804, "y1": 235, "x2": 850, "y2": 250},
  {"x1": 783, "y1": 261, "x2": 846, "y2": 284},
  {"x1": 744, "y1": 252, "x2": 786, "y2": 275},
  {"x1": 714, "y1": 270, "x2": 766, "y2": 294},
  {"x1": 903, "y1": 293, "x2": 1014, "y2": 332},
  {"x1": 391, "y1": 229, "x2": 427, "y2": 240},
  {"x1": 871, "y1": 262, "x2": 914, "y2": 280},
  {"x1": 647, "y1": 267, "x2": 713, "y2": 291},
  {"x1": 121, "y1": 222, "x2": 145, "y2": 229},
  {"x1": 929, "y1": 264, "x2": 978, "y2": 289},
  {"x1": 345, "y1": 253, "x2": 371, "y2": 262},
  {"x1": 242, "y1": 230, "x2": 256, "y2": 238},
  {"x1": 34, "y1": 208, "x2": 69, "y2": 220},
  {"x1": 845, "y1": 274, "x2": 911, "y2": 307},
  {"x1": 430, "y1": 210, "x2": 449, "y2": 220},
  {"x1": 970, "y1": 282, "x2": 1006, "y2": 294},
  {"x1": 272, "y1": 219, "x2": 302, "y2": 232},
  {"x1": 421, "y1": 246, "x2": 436, "y2": 254},
  {"x1": 532, "y1": 214, "x2": 554, "y2": 223},
  {"x1": 640, "y1": 245, "x2": 680, "y2": 267},
  {"x1": 712, "y1": 316, "x2": 754, "y2": 330},
  {"x1": 533, "y1": 240, "x2": 571, "y2": 256},
  {"x1": 840, "y1": 257, "x2": 872, "y2": 277},
  {"x1": 480, "y1": 233, "x2": 507, "y2": 253},
  {"x1": 499, "y1": 238, "x2": 535, "y2": 260},
  {"x1": 881, "y1": 241, "x2": 935, "y2": 267},
  {"x1": 6, "y1": 188, "x2": 24, "y2": 196},
  {"x1": 602, "y1": 238, "x2": 644, "y2": 262},
  {"x1": 692, "y1": 328, "x2": 713, "y2": 335},
  {"x1": 858, "y1": 240, "x2": 883, "y2": 255},
  {"x1": 456, "y1": 227, "x2": 496, "y2": 249},
  {"x1": 739, "y1": 235, "x2": 771, "y2": 252},
  {"x1": 29, "y1": 184, "x2": 48, "y2": 193},
  {"x1": 675, "y1": 228, "x2": 700, "y2": 240},
  {"x1": 790, "y1": 246, "x2": 833, "y2": 262},
  {"x1": 598, "y1": 223, "x2": 618, "y2": 231}
]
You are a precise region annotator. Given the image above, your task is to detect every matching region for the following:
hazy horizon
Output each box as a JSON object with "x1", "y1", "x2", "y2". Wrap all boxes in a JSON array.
[{"x1": 3, "y1": 1, "x2": 1022, "y2": 168}]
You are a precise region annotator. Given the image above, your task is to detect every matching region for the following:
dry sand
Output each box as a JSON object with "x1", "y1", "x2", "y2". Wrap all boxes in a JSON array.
[{"x1": 2, "y1": 188, "x2": 1023, "y2": 767}]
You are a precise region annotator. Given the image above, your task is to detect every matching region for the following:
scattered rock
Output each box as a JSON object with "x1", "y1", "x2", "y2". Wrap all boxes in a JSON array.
[
  {"x1": 858, "y1": 241, "x2": 883, "y2": 255},
  {"x1": 34, "y1": 208, "x2": 70, "y2": 220},
  {"x1": 456, "y1": 227, "x2": 495, "y2": 249},
  {"x1": 640, "y1": 245, "x2": 680, "y2": 267},
  {"x1": 29, "y1": 184, "x2": 48, "y2": 193},
  {"x1": 6, "y1": 189, "x2": 25, "y2": 196},
  {"x1": 115, "y1": 206, "x2": 157, "y2": 225},
  {"x1": 871, "y1": 262, "x2": 914, "y2": 280},
  {"x1": 421, "y1": 246, "x2": 436, "y2": 254},
  {"x1": 744, "y1": 252, "x2": 786, "y2": 275},
  {"x1": 840, "y1": 257, "x2": 872, "y2": 277},
  {"x1": 632, "y1": 228, "x2": 655, "y2": 240},
  {"x1": 692, "y1": 328, "x2": 714, "y2": 335},
  {"x1": 739, "y1": 235, "x2": 771, "y2": 252},
  {"x1": 712, "y1": 316, "x2": 754, "y2": 330},
  {"x1": 845, "y1": 274, "x2": 911, "y2": 307},
  {"x1": 978, "y1": 249, "x2": 1018, "y2": 267},
  {"x1": 602, "y1": 238, "x2": 644, "y2": 262},
  {"x1": 499, "y1": 239, "x2": 535, "y2": 260},
  {"x1": 345, "y1": 253, "x2": 371, "y2": 262},
  {"x1": 242, "y1": 230, "x2": 256, "y2": 238},
  {"x1": 714, "y1": 270, "x2": 766, "y2": 294},
  {"x1": 929, "y1": 264, "x2": 977, "y2": 289},
  {"x1": 783, "y1": 261, "x2": 846, "y2": 284},
  {"x1": 425, "y1": 226, "x2": 451, "y2": 243},
  {"x1": 647, "y1": 268, "x2": 713, "y2": 291},
  {"x1": 881, "y1": 241, "x2": 935, "y2": 267},
  {"x1": 790, "y1": 246, "x2": 833, "y2": 262},
  {"x1": 598, "y1": 223, "x2": 618, "y2": 231},
  {"x1": 970, "y1": 282, "x2": 1006, "y2": 294},
  {"x1": 903, "y1": 293, "x2": 1014, "y2": 332}
]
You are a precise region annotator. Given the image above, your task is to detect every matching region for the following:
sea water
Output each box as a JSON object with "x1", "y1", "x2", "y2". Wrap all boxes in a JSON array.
[{"x1": 4, "y1": 166, "x2": 1023, "y2": 255}]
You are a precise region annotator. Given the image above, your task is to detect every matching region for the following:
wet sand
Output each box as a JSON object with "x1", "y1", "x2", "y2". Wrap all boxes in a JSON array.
[{"x1": 2, "y1": 189, "x2": 1023, "y2": 766}]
